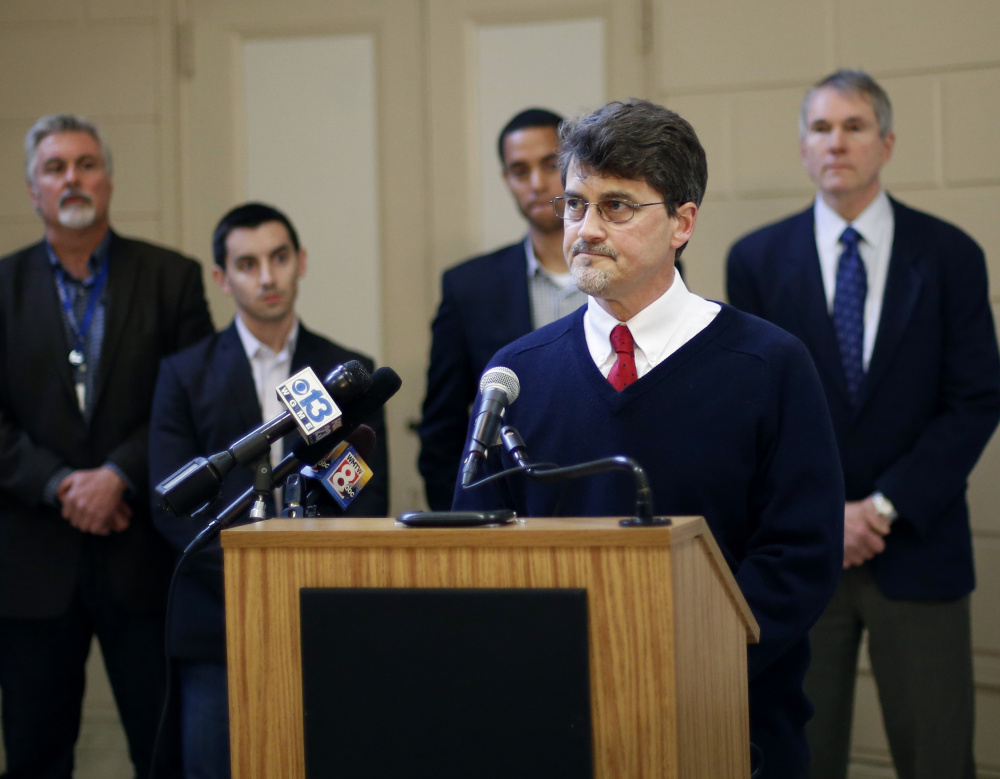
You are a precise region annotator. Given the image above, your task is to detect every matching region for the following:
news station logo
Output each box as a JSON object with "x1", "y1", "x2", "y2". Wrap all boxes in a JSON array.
[
  {"x1": 319, "y1": 440, "x2": 372, "y2": 509},
  {"x1": 276, "y1": 367, "x2": 343, "y2": 443}
]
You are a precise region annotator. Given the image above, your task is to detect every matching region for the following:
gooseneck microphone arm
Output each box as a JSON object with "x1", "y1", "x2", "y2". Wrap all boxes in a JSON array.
[{"x1": 496, "y1": 426, "x2": 663, "y2": 527}]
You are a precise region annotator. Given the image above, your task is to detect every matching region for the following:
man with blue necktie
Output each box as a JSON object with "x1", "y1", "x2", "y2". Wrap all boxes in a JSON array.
[{"x1": 727, "y1": 70, "x2": 1000, "y2": 779}]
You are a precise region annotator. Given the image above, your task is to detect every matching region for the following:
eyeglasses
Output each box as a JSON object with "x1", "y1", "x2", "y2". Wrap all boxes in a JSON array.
[{"x1": 551, "y1": 196, "x2": 667, "y2": 223}]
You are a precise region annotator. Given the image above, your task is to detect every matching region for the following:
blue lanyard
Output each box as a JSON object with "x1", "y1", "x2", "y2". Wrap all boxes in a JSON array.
[{"x1": 54, "y1": 256, "x2": 110, "y2": 365}]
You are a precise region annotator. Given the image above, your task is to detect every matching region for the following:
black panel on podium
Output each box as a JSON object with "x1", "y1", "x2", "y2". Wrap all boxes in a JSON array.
[{"x1": 300, "y1": 587, "x2": 593, "y2": 778}]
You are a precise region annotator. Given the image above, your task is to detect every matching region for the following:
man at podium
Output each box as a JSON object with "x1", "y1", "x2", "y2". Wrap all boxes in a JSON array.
[{"x1": 454, "y1": 99, "x2": 844, "y2": 778}]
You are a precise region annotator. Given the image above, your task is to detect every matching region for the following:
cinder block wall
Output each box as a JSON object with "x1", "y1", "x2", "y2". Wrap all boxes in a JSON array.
[{"x1": 0, "y1": 1, "x2": 996, "y2": 776}]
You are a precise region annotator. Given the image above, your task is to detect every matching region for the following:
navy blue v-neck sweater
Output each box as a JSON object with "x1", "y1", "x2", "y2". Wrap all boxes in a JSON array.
[{"x1": 455, "y1": 304, "x2": 844, "y2": 778}]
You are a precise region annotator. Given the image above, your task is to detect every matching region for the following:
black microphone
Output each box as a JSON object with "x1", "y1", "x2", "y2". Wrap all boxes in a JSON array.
[
  {"x1": 155, "y1": 360, "x2": 371, "y2": 516},
  {"x1": 460, "y1": 366, "x2": 520, "y2": 487},
  {"x1": 298, "y1": 423, "x2": 378, "y2": 515},
  {"x1": 185, "y1": 366, "x2": 402, "y2": 549}
]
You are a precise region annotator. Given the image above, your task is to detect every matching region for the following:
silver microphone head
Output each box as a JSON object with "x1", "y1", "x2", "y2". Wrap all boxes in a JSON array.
[{"x1": 479, "y1": 366, "x2": 520, "y2": 404}]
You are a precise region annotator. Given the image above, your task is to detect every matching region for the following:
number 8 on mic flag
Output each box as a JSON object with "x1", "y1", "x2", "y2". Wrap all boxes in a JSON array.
[
  {"x1": 276, "y1": 367, "x2": 343, "y2": 443},
  {"x1": 318, "y1": 440, "x2": 372, "y2": 509}
]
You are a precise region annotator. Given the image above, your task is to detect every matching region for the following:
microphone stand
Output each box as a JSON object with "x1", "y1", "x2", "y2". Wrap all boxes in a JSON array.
[
  {"x1": 150, "y1": 451, "x2": 275, "y2": 779},
  {"x1": 248, "y1": 454, "x2": 274, "y2": 521},
  {"x1": 498, "y1": 426, "x2": 667, "y2": 527}
]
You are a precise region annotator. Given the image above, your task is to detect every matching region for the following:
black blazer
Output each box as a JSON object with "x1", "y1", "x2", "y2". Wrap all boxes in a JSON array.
[
  {"x1": 0, "y1": 232, "x2": 214, "y2": 618},
  {"x1": 727, "y1": 197, "x2": 1000, "y2": 599},
  {"x1": 149, "y1": 321, "x2": 389, "y2": 661},
  {"x1": 417, "y1": 241, "x2": 534, "y2": 510}
]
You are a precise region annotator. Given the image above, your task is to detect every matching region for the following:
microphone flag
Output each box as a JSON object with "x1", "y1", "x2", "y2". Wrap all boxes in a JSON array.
[
  {"x1": 277, "y1": 366, "x2": 343, "y2": 443},
  {"x1": 306, "y1": 440, "x2": 373, "y2": 510}
]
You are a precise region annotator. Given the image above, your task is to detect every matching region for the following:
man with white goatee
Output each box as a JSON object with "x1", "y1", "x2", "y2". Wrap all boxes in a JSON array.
[{"x1": 0, "y1": 113, "x2": 213, "y2": 777}]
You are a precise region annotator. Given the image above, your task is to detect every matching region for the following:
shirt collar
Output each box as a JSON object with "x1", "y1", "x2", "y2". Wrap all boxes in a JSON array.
[
  {"x1": 45, "y1": 230, "x2": 112, "y2": 283},
  {"x1": 525, "y1": 234, "x2": 577, "y2": 291},
  {"x1": 584, "y1": 271, "x2": 701, "y2": 365},
  {"x1": 234, "y1": 314, "x2": 299, "y2": 362},
  {"x1": 524, "y1": 235, "x2": 541, "y2": 277},
  {"x1": 814, "y1": 189, "x2": 891, "y2": 250}
]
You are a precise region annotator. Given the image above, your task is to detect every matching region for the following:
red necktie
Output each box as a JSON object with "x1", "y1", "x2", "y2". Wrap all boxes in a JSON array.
[{"x1": 608, "y1": 324, "x2": 637, "y2": 390}]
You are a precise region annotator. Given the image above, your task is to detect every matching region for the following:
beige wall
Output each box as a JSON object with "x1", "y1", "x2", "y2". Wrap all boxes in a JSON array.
[{"x1": 0, "y1": 0, "x2": 997, "y2": 776}]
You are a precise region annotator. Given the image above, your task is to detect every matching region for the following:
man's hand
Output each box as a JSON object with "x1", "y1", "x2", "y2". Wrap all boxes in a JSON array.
[
  {"x1": 842, "y1": 497, "x2": 892, "y2": 569},
  {"x1": 57, "y1": 467, "x2": 132, "y2": 535}
]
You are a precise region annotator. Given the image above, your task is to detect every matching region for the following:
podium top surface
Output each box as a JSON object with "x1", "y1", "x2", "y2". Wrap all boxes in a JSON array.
[
  {"x1": 221, "y1": 515, "x2": 709, "y2": 550},
  {"x1": 222, "y1": 515, "x2": 760, "y2": 641}
]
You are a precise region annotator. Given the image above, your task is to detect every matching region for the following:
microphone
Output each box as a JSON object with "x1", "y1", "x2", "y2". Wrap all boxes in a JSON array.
[
  {"x1": 155, "y1": 360, "x2": 371, "y2": 516},
  {"x1": 460, "y1": 366, "x2": 520, "y2": 487},
  {"x1": 186, "y1": 365, "x2": 401, "y2": 546},
  {"x1": 281, "y1": 474, "x2": 304, "y2": 518},
  {"x1": 499, "y1": 425, "x2": 532, "y2": 469},
  {"x1": 300, "y1": 423, "x2": 378, "y2": 512}
]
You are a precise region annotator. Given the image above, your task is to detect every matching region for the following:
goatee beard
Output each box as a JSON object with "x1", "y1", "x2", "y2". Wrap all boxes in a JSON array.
[
  {"x1": 58, "y1": 204, "x2": 97, "y2": 229},
  {"x1": 571, "y1": 263, "x2": 610, "y2": 296}
]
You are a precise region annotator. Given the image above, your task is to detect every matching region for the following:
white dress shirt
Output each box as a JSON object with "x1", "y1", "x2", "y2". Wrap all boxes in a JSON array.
[
  {"x1": 235, "y1": 315, "x2": 299, "y2": 467},
  {"x1": 814, "y1": 190, "x2": 895, "y2": 369}
]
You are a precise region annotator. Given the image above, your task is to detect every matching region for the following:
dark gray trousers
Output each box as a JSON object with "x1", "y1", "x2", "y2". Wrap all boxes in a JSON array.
[{"x1": 804, "y1": 565, "x2": 975, "y2": 779}]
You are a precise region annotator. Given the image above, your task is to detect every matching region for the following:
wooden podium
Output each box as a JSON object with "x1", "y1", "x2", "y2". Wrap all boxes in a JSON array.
[{"x1": 222, "y1": 516, "x2": 759, "y2": 778}]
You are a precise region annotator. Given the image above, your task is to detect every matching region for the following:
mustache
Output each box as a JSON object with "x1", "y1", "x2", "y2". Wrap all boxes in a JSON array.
[
  {"x1": 58, "y1": 189, "x2": 93, "y2": 208},
  {"x1": 570, "y1": 240, "x2": 617, "y2": 260}
]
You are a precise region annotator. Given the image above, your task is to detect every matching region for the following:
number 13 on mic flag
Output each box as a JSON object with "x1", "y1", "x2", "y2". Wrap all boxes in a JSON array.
[{"x1": 276, "y1": 367, "x2": 343, "y2": 443}]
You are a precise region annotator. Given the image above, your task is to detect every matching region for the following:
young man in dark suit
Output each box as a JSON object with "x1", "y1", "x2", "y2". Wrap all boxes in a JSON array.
[
  {"x1": 417, "y1": 108, "x2": 588, "y2": 509},
  {"x1": 727, "y1": 70, "x2": 1000, "y2": 779},
  {"x1": 148, "y1": 202, "x2": 389, "y2": 779},
  {"x1": 0, "y1": 113, "x2": 214, "y2": 778}
]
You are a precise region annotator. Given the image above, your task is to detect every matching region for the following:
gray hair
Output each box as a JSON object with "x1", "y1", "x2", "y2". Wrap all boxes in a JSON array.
[
  {"x1": 800, "y1": 69, "x2": 893, "y2": 139},
  {"x1": 24, "y1": 113, "x2": 113, "y2": 187}
]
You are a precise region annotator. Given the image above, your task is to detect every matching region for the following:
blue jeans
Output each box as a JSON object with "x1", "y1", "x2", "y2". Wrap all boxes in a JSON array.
[{"x1": 177, "y1": 661, "x2": 231, "y2": 779}]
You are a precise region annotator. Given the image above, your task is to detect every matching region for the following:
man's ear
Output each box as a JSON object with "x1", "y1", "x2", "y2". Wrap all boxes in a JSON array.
[
  {"x1": 669, "y1": 202, "x2": 698, "y2": 250},
  {"x1": 212, "y1": 265, "x2": 230, "y2": 295}
]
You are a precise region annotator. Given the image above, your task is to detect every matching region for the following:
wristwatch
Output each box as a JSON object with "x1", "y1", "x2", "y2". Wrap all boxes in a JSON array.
[{"x1": 870, "y1": 491, "x2": 898, "y2": 522}]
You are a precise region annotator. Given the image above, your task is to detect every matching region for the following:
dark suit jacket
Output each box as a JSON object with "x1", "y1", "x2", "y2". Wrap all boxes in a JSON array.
[
  {"x1": 417, "y1": 241, "x2": 533, "y2": 510},
  {"x1": 0, "y1": 231, "x2": 214, "y2": 618},
  {"x1": 149, "y1": 321, "x2": 389, "y2": 662},
  {"x1": 727, "y1": 197, "x2": 1000, "y2": 599}
]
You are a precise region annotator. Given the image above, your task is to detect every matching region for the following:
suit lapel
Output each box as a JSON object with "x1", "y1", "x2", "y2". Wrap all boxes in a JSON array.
[
  {"x1": 859, "y1": 199, "x2": 922, "y2": 407},
  {"x1": 507, "y1": 243, "x2": 534, "y2": 336},
  {"x1": 94, "y1": 231, "x2": 136, "y2": 412},
  {"x1": 27, "y1": 244, "x2": 80, "y2": 411},
  {"x1": 217, "y1": 323, "x2": 264, "y2": 435}
]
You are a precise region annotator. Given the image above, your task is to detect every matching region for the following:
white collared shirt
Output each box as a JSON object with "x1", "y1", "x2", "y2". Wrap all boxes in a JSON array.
[
  {"x1": 235, "y1": 315, "x2": 299, "y2": 466},
  {"x1": 814, "y1": 191, "x2": 895, "y2": 369},
  {"x1": 583, "y1": 272, "x2": 721, "y2": 379}
]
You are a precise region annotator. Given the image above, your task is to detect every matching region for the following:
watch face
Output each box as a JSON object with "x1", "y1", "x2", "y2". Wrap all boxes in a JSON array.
[{"x1": 872, "y1": 493, "x2": 896, "y2": 520}]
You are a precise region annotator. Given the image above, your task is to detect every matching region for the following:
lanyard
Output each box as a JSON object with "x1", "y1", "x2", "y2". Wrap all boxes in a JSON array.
[{"x1": 54, "y1": 256, "x2": 110, "y2": 411}]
